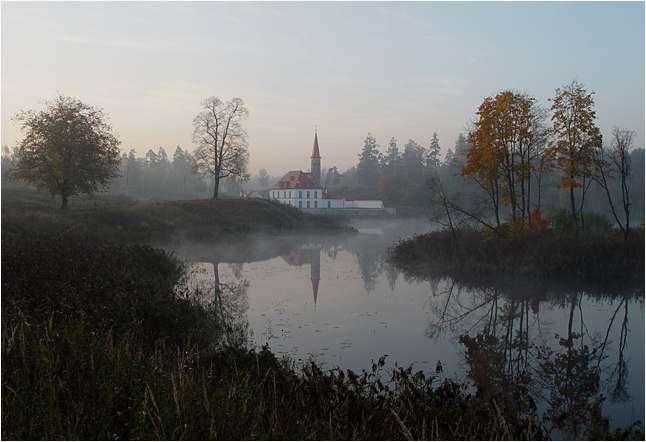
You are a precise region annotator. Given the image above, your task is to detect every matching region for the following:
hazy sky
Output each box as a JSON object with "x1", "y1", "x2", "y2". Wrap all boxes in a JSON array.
[{"x1": 2, "y1": 1, "x2": 644, "y2": 177}]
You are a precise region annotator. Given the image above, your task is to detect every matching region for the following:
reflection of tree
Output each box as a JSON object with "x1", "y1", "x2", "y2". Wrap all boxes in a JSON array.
[
  {"x1": 212, "y1": 262, "x2": 250, "y2": 325},
  {"x1": 384, "y1": 262, "x2": 399, "y2": 291},
  {"x1": 356, "y1": 251, "x2": 380, "y2": 292},
  {"x1": 458, "y1": 297, "x2": 540, "y2": 425},
  {"x1": 598, "y1": 297, "x2": 631, "y2": 403},
  {"x1": 176, "y1": 260, "x2": 250, "y2": 343},
  {"x1": 414, "y1": 271, "x2": 641, "y2": 437},
  {"x1": 608, "y1": 300, "x2": 629, "y2": 403},
  {"x1": 425, "y1": 282, "x2": 499, "y2": 342},
  {"x1": 537, "y1": 293, "x2": 601, "y2": 439},
  {"x1": 344, "y1": 233, "x2": 389, "y2": 293}
]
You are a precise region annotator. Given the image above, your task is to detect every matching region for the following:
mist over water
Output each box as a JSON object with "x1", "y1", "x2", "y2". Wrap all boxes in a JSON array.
[{"x1": 167, "y1": 218, "x2": 644, "y2": 433}]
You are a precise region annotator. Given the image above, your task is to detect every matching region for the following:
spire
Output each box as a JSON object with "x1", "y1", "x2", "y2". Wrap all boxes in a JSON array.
[
  {"x1": 310, "y1": 128, "x2": 321, "y2": 186},
  {"x1": 311, "y1": 129, "x2": 321, "y2": 159}
]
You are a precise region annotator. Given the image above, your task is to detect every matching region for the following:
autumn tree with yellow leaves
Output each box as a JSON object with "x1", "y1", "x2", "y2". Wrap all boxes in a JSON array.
[
  {"x1": 548, "y1": 80, "x2": 602, "y2": 235},
  {"x1": 462, "y1": 90, "x2": 548, "y2": 228}
]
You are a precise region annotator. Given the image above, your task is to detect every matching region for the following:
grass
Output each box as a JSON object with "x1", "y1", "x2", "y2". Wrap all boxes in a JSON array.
[
  {"x1": 1, "y1": 187, "x2": 355, "y2": 243},
  {"x1": 388, "y1": 227, "x2": 645, "y2": 295}
]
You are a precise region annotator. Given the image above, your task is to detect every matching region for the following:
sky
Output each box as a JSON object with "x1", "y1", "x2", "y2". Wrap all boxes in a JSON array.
[{"x1": 2, "y1": 1, "x2": 644, "y2": 177}]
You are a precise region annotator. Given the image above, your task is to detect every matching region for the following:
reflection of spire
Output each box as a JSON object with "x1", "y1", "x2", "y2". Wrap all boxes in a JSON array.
[
  {"x1": 280, "y1": 244, "x2": 322, "y2": 306},
  {"x1": 311, "y1": 248, "x2": 320, "y2": 305}
]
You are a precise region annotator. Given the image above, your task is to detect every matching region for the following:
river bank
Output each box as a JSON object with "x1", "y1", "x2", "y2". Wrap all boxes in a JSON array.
[
  {"x1": 1, "y1": 188, "x2": 356, "y2": 243},
  {"x1": 389, "y1": 227, "x2": 645, "y2": 293}
]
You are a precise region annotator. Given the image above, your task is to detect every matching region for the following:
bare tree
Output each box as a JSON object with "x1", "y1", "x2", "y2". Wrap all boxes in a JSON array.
[
  {"x1": 426, "y1": 175, "x2": 499, "y2": 237},
  {"x1": 192, "y1": 97, "x2": 250, "y2": 199},
  {"x1": 592, "y1": 127, "x2": 635, "y2": 241}
]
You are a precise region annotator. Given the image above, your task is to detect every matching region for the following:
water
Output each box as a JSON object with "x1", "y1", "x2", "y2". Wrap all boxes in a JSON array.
[{"x1": 170, "y1": 218, "x2": 644, "y2": 434}]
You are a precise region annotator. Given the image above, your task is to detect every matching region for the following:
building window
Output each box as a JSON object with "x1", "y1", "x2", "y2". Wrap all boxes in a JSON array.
[
  {"x1": 314, "y1": 191, "x2": 318, "y2": 198},
  {"x1": 289, "y1": 191, "x2": 291, "y2": 198},
  {"x1": 307, "y1": 191, "x2": 310, "y2": 198},
  {"x1": 299, "y1": 201, "x2": 302, "y2": 208},
  {"x1": 299, "y1": 191, "x2": 302, "y2": 198},
  {"x1": 327, "y1": 201, "x2": 331, "y2": 208},
  {"x1": 314, "y1": 201, "x2": 318, "y2": 208},
  {"x1": 307, "y1": 201, "x2": 310, "y2": 208}
]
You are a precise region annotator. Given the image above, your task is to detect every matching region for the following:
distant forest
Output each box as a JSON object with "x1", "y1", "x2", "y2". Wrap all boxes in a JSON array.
[{"x1": 2, "y1": 134, "x2": 644, "y2": 224}]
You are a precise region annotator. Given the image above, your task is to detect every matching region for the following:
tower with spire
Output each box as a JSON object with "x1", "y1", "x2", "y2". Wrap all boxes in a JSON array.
[{"x1": 311, "y1": 129, "x2": 321, "y2": 186}]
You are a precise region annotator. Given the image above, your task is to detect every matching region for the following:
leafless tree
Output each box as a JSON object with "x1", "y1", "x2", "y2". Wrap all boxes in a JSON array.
[
  {"x1": 592, "y1": 127, "x2": 635, "y2": 241},
  {"x1": 192, "y1": 97, "x2": 249, "y2": 199}
]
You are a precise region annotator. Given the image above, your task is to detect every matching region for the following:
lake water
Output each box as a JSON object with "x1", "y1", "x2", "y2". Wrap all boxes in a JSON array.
[{"x1": 170, "y1": 218, "x2": 644, "y2": 436}]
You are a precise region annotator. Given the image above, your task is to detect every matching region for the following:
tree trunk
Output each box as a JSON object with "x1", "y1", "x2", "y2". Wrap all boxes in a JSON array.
[
  {"x1": 569, "y1": 185, "x2": 578, "y2": 237},
  {"x1": 212, "y1": 176, "x2": 219, "y2": 199},
  {"x1": 61, "y1": 190, "x2": 68, "y2": 210}
]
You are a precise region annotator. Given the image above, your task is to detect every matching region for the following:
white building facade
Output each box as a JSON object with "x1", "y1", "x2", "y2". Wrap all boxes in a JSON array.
[
  {"x1": 269, "y1": 170, "x2": 345, "y2": 209},
  {"x1": 267, "y1": 131, "x2": 388, "y2": 213}
]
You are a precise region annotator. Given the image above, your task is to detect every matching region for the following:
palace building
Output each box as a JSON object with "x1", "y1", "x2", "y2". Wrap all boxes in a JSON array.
[{"x1": 268, "y1": 131, "x2": 387, "y2": 212}]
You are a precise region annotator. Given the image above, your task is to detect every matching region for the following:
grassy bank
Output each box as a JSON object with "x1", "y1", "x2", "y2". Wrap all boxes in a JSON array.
[
  {"x1": 388, "y1": 227, "x2": 645, "y2": 294},
  {"x1": 1, "y1": 188, "x2": 355, "y2": 243}
]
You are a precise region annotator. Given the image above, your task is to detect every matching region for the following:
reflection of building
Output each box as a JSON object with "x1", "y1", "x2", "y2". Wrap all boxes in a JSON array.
[
  {"x1": 269, "y1": 132, "x2": 388, "y2": 212},
  {"x1": 281, "y1": 244, "x2": 321, "y2": 305}
]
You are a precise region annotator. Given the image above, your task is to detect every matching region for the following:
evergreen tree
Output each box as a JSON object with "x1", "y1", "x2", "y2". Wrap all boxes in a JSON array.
[
  {"x1": 325, "y1": 166, "x2": 343, "y2": 188},
  {"x1": 427, "y1": 132, "x2": 441, "y2": 169},
  {"x1": 145, "y1": 149, "x2": 159, "y2": 168},
  {"x1": 172, "y1": 146, "x2": 188, "y2": 173},
  {"x1": 380, "y1": 137, "x2": 401, "y2": 176},
  {"x1": 402, "y1": 139, "x2": 424, "y2": 181},
  {"x1": 444, "y1": 147, "x2": 455, "y2": 166},
  {"x1": 356, "y1": 133, "x2": 381, "y2": 187}
]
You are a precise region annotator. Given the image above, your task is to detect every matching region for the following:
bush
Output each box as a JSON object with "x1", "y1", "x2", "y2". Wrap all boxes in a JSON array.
[{"x1": 1, "y1": 233, "x2": 215, "y2": 348}]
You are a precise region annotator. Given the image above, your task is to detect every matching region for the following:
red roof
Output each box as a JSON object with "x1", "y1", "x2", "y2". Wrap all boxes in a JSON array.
[
  {"x1": 311, "y1": 132, "x2": 321, "y2": 159},
  {"x1": 322, "y1": 189, "x2": 344, "y2": 199},
  {"x1": 271, "y1": 170, "x2": 322, "y2": 190}
]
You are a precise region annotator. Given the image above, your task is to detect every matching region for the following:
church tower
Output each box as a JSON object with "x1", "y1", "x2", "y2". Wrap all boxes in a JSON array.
[{"x1": 311, "y1": 130, "x2": 321, "y2": 186}]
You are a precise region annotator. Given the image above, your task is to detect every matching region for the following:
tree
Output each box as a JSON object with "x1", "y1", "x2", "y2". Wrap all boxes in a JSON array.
[
  {"x1": 548, "y1": 80, "x2": 602, "y2": 234},
  {"x1": 157, "y1": 146, "x2": 170, "y2": 171},
  {"x1": 592, "y1": 127, "x2": 635, "y2": 241},
  {"x1": 325, "y1": 165, "x2": 342, "y2": 188},
  {"x1": 356, "y1": 133, "x2": 381, "y2": 187},
  {"x1": 192, "y1": 97, "x2": 250, "y2": 199},
  {"x1": 464, "y1": 90, "x2": 540, "y2": 223},
  {"x1": 453, "y1": 133, "x2": 471, "y2": 169},
  {"x1": 145, "y1": 149, "x2": 159, "y2": 168},
  {"x1": 402, "y1": 139, "x2": 424, "y2": 181},
  {"x1": 257, "y1": 168, "x2": 270, "y2": 189},
  {"x1": 380, "y1": 137, "x2": 401, "y2": 176},
  {"x1": 427, "y1": 132, "x2": 441, "y2": 169},
  {"x1": 443, "y1": 147, "x2": 455, "y2": 167},
  {"x1": 172, "y1": 145, "x2": 189, "y2": 174},
  {"x1": 9, "y1": 94, "x2": 121, "y2": 209}
]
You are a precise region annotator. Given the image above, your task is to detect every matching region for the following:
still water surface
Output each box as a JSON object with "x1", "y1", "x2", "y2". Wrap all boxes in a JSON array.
[{"x1": 171, "y1": 219, "x2": 644, "y2": 434}]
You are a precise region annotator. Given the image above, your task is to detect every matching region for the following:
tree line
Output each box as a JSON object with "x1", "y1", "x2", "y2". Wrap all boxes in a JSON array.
[
  {"x1": 2, "y1": 83, "x2": 643, "y2": 231},
  {"x1": 347, "y1": 80, "x2": 643, "y2": 239},
  {"x1": 2, "y1": 95, "x2": 255, "y2": 206}
]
